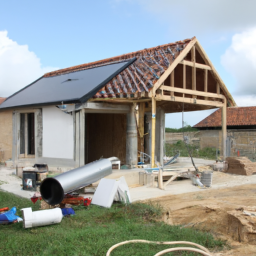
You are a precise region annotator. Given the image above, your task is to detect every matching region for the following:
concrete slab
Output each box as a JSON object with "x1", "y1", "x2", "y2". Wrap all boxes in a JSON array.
[{"x1": 0, "y1": 165, "x2": 31, "y2": 199}]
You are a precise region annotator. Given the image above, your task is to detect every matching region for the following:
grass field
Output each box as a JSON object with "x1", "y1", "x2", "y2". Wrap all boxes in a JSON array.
[{"x1": 0, "y1": 191, "x2": 225, "y2": 256}]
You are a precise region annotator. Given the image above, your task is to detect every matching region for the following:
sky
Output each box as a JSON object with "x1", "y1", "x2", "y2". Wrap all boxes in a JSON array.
[{"x1": 1, "y1": 0, "x2": 256, "y2": 128}]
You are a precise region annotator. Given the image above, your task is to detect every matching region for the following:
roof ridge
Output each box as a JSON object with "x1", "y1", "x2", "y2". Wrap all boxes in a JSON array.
[{"x1": 44, "y1": 37, "x2": 194, "y2": 78}]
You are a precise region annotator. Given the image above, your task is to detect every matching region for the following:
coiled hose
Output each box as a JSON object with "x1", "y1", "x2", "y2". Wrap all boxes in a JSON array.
[{"x1": 106, "y1": 240, "x2": 212, "y2": 256}]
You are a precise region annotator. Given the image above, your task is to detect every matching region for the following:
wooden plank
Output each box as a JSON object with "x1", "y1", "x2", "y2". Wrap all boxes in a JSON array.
[
  {"x1": 153, "y1": 37, "x2": 197, "y2": 93},
  {"x1": 180, "y1": 60, "x2": 211, "y2": 70},
  {"x1": 160, "y1": 85, "x2": 225, "y2": 99},
  {"x1": 204, "y1": 69, "x2": 208, "y2": 100},
  {"x1": 155, "y1": 94, "x2": 224, "y2": 107},
  {"x1": 171, "y1": 71, "x2": 174, "y2": 97}
]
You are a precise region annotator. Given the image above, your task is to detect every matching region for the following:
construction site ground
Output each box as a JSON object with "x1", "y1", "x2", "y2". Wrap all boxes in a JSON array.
[{"x1": 1, "y1": 161, "x2": 256, "y2": 255}]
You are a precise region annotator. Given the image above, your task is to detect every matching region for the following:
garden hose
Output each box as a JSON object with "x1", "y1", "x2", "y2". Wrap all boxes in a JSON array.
[{"x1": 106, "y1": 240, "x2": 212, "y2": 256}]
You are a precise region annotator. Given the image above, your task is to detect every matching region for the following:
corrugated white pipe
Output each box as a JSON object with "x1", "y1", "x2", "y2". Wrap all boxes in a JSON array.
[
  {"x1": 21, "y1": 207, "x2": 63, "y2": 228},
  {"x1": 106, "y1": 240, "x2": 212, "y2": 256}
]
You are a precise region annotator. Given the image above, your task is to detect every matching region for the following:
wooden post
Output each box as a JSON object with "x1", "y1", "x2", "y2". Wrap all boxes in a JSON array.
[
  {"x1": 222, "y1": 98, "x2": 227, "y2": 160},
  {"x1": 217, "y1": 82, "x2": 220, "y2": 94},
  {"x1": 171, "y1": 71, "x2": 174, "y2": 97},
  {"x1": 138, "y1": 102, "x2": 145, "y2": 152},
  {"x1": 183, "y1": 64, "x2": 186, "y2": 97},
  {"x1": 191, "y1": 46, "x2": 196, "y2": 97},
  {"x1": 204, "y1": 70, "x2": 208, "y2": 100},
  {"x1": 151, "y1": 97, "x2": 156, "y2": 168}
]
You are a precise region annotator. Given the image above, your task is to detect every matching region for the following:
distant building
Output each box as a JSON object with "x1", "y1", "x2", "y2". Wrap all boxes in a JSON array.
[{"x1": 194, "y1": 107, "x2": 256, "y2": 161}]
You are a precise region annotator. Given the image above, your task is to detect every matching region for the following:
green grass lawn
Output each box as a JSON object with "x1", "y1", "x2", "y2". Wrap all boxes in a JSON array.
[{"x1": 0, "y1": 191, "x2": 225, "y2": 256}]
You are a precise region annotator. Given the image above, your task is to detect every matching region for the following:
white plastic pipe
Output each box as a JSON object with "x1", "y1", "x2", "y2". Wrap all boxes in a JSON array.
[{"x1": 21, "y1": 207, "x2": 63, "y2": 228}]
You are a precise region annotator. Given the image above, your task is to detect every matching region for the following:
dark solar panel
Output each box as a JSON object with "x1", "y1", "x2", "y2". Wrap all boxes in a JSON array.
[{"x1": 0, "y1": 58, "x2": 135, "y2": 109}]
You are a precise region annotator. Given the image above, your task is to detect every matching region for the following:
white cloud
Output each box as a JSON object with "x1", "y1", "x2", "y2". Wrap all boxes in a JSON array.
[
  {"x1": 233, "y1": 95, "x2": 256, "y2": 107},
  {"x1": 120, "y1": 0, "x2": 256, "y2": 36},
  {"x1": 221, "y1": 28, "x2": 256, "y2": 97},
  {"x1": 0, "y1": 31, "x2": 58, "y2": 97}
]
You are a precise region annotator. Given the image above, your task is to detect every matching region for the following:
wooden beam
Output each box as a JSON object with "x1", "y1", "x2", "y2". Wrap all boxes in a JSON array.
[
  {"x1": 171, "y1": 70, "x2": 174, "y2": 97},
  {"x1": 191, "y1": 46, "x2": 196, "y2": 99},
  {"x1": 151, "y1": 97, "x2": 156, "y2": 168},
  {"x1": 183, "y1": 63, "x2": 186, "y2": 97},
  {"x1": 204, "y1": 69, "x2": 208, "y2": 100},
  {"x1": 222, "y1": 97, "x2": 227, "y2": 159},
  {"x1": 153, "y1": 37, "x2": 197, "y2": 93},
  {"x1": 180, "y1": 60, "x2": 211, "y2": 70},
  {"x1": 217, "y1": 82, "x2": 220, "y2": 94},
  {"x1": 160, "y1": 85, "x2": 225, "y2": 99},
  {"x1": 155, "y1": 94, "x2": 224, "y2": 107}
]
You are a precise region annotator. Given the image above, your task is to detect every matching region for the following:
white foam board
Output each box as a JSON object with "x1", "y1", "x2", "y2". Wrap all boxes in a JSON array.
[{"x1": 91, "y1": 178, "x2": 119, "y2": 208}]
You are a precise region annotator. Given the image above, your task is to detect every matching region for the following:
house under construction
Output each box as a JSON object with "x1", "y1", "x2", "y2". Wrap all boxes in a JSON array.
[{"x1": 0, "y1": 37, "x2": 236, "y2": 170}]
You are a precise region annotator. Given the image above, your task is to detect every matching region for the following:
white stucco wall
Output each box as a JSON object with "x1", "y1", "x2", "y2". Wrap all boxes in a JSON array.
[{"x1": 42, "y1": 106, "x2": 73, "y2": 159}]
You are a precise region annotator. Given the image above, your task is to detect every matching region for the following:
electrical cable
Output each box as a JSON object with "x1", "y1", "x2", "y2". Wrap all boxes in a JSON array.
[{"x1": 106, "y1": 240, "x2": 212, "y2": 256}]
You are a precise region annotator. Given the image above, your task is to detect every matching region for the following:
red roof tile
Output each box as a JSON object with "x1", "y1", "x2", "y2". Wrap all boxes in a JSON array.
[
  {"x1": 194, "y1": 107, "x2": 256, "y2": 128},
  {"x1": 44, "y1": 38, "x2": 193, "y2": 99},
  {"x1": 0, "y1": 97, "x2": 6, "y2": 105}
]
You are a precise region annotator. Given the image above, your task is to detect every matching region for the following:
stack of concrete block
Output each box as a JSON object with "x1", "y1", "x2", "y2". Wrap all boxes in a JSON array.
[{"x1": 226, "y1": 157, "x2": 256, "y2": 176}]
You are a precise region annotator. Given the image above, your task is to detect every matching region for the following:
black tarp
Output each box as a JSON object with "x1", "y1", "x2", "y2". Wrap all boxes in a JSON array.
[{"x1": 0, "y1": 58, "x2": 136, "y2": 109}]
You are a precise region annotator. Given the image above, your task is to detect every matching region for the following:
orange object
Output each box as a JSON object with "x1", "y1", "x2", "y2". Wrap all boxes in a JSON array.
[
  {"x1": 0, "y1": 207, "x2": 9, "y2": 212},
  {"x1": 237, "y1": 150, "x2": 240, "y2": 157},
  {"x1": 61, "y1": 197, "x2": 84, "y2": 206}
]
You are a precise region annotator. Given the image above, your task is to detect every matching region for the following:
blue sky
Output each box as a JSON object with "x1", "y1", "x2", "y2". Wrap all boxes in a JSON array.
[{"x1": 1, "y1": 0, "x2": 256, "y2": 127}]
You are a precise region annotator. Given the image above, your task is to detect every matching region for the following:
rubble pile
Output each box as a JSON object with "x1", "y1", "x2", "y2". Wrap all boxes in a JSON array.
[{"x1": 226, "y1": 157, "x2": 256, "y2": 176}]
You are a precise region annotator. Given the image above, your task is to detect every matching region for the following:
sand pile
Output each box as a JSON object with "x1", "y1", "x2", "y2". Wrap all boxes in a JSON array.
[{"x1": 226, "y1": 157, "x2": 256, "y2": 176}]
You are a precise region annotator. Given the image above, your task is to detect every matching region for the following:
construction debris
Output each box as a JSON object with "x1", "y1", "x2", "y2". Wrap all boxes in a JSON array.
[
  {"x1": 226, "y1": 157, "x2": 256, "y2": 176},
  {"x1": 0, "y1": 207, "x2": 22, "y2": 224},
  {"x1": 92, "y1": 176, "x2": 131, "y2": 208}
]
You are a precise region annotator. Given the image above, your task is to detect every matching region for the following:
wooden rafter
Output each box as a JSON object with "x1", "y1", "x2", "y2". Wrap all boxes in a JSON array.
[
  {"x1": 194, "y1": 40, "x2": 236, "y2": 106},
  {"x1": 152, "y1": 37, "x2": 197, "y2": 94}
]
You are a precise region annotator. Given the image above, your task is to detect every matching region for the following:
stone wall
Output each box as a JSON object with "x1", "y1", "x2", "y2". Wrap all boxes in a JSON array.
[
  {"x1": 165, "y1": 129, "x2": 256, "y2": 161},
  {"x1": 0, "y1": 110, "x2": 13, "y2": 162}
]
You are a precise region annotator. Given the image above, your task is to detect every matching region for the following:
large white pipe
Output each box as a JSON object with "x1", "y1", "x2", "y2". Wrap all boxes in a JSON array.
[{"x1": 21, "y1": 207, "x2": 63, "y2": 228}]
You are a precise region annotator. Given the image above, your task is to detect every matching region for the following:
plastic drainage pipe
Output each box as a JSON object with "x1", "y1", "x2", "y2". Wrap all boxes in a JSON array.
[
  {"x1": 40, "y1": 158, "x2": 113, "y2": 205},
  {"x1": 21, "y1": 207, "x2": 62, "y2": 228}
]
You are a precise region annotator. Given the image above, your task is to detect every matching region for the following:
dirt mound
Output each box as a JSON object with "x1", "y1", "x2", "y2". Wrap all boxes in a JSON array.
[
  {"x1": 227, "y1": 207, "x2": 256, "y2": 244},
  {"x1": 147, "y1": 184, "x2": 256, "y2": 255},
  {"x1": 226, "y1": 157, "x2": 256, "y2": 175}
]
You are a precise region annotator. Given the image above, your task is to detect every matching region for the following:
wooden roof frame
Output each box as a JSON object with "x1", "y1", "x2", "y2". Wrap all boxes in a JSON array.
[{"x1": 150, "y1": 37, "x2": 236, "y2": 108}]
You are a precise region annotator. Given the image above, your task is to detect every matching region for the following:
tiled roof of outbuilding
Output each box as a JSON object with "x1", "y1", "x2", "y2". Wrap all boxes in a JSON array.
[
  {"x1": 194, "y1": 106, "x2": 256, "y2": 128},
  {"x1": 0, "y1": 97, "x2": 6, "y2": 105},
  {"x1": 44, "y1": 38, "x2": 193, "y2": 98}
]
